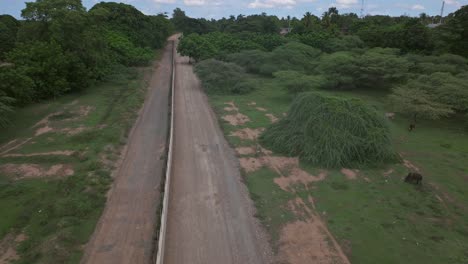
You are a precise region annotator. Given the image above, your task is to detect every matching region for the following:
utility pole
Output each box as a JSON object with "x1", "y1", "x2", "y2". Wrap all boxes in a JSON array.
[
  {"x1": 360, "y1": 0, "x2": 365, "y2": 18},
  {"x1": 440, "y1": 1, "x2": 445, "y2": 24}
]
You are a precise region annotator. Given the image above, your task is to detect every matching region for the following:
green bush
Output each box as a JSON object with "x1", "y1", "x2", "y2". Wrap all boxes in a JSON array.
[
  {"x1": 0, "y1": 91, "x2": 14, "y2": 127},
  {"x1": 260, "y1": 92, "x2": 396, "y2": 167},
  {"x1": 0, "y1": 66, "x2": 34, "y2": 105},
  {"x1": 195, "y1": 59, "x2": 253, "y2": 94},
  {"x1": 225, "y1": 50, "x2": 270, "y2": 74},
  {"x1": 273, "y1": 71, "x2": 326, "y2": 94},
  {"x1": 258, "y1": 42, "x2": 322, "y2": 76},
  {"x1": 105, "y1": 31, "x2": 153, "y2": 66}
]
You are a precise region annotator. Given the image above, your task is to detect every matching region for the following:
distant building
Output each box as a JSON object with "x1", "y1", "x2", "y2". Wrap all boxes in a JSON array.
[{"x1": 279, "y1": 27, "x2": 292, "y2": 35}]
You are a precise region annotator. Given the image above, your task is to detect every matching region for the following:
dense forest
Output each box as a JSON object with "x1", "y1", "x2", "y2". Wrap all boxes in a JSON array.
[
  {"x1": 2, "y1": 1, "x2": 468, "y2": 130},
  {"x1": 178, "y1": 6, "x2": 468, "y2": 133},
  {"x1": 0, "y1": 0, "x2": 174, "y2": 127}
]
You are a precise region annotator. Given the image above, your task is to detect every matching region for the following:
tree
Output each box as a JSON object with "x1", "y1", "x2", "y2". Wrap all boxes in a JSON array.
[
  {"x1": 0, "y1": 15, "x2": 20, "y2": 59},
  {"x1": 177, "y1": 33, "x2": 217, "y2": 61},
  {"x1": 7, "y1": 41, "x2": 70, "y2": 99},
  {"x1": 0, "y1": 66, "x2": 35, "y2": 105},
  {"x1": 435, "y1": 5, "x2": 468, "y2": 57},
  {"x1": 273, "y1": 71, "x2": 326, "y2": 94},
  {"x1": 0, "y1": 90, "x2": 14, "y2": 127},
  {"x1": 389, "y1": 87, "x2": 454, "y2": 124}
]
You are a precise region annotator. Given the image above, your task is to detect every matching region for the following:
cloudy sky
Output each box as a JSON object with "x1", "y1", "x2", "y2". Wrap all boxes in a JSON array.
[{"x1": 0, "y1": 0, "x2": 466, "y2": 19}]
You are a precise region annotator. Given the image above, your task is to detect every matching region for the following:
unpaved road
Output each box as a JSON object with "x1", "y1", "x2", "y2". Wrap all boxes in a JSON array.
[
  {"x1": 163, "y1": 42, "x2": 272, "y2": 263},
  {"x1": 81, "y1": 38, "x2": 175, "y2": 264}
]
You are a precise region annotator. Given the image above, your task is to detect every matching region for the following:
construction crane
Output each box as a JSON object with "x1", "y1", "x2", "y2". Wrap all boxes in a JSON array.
[
  {"x1": 360, "y1": 0, "x2": 365, "y2": 18},
  {"x1": 440, "y1": 0, "x2": 445, "y2": 24}
]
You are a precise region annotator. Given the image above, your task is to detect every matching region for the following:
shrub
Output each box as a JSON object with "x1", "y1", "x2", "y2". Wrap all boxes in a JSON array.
[
  {"x1": 273, "y1": 71, "x2": 326, "y2": 94},
  {"x1": 225, "y1": 50, "x2": 270, "y2": 74},
  {"x1": 260, "y1": 92, "x2": 396, "y2": 167},
  {"x1": 194, "y1": 59, "x2": 253, "y2": 94},
  {"x1": 105, "y1": 31, "x2": 153, "y2": 66},
  {"x1": 0, "y1": 91, "x2": 14, "y2": 127}
]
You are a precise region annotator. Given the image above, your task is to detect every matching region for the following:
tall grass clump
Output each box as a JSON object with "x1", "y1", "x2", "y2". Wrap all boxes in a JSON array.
[
  {"x1": 260, "y1": 92, "x2": 397, "y2": 168},
  {"x1": 195, "y1": 59, "x2": 254, "y2": 94}
]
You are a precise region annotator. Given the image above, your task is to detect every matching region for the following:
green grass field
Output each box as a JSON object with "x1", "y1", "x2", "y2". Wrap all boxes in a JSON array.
[
  {"x1": 0, "y1": 55, "x2": 158, "y2": 263},
  {"x1": 208, "y1": 78, "x2": 468, "y2": 264}
]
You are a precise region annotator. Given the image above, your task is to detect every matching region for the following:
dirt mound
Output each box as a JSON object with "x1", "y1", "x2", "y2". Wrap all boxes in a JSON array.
[
  {"x1": 222, "y1": 113, "x2": 250, "y2": 126},
  {"x1": 0, "y1": 164, "x2": 74, "y2": 179},
  {"x1": 230, "y1": 128, "x2": 264, "y2": 140},
  {"x1": 278, "y1": 197, "x2": 351, "y2": 264}
]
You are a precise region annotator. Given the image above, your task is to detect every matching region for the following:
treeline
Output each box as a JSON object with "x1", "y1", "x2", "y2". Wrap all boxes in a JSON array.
[
  {"x1": 0, "y1": 0, "x2": 174, "y2": 127},
  {"x1": 175, "y1": 6, "x2": 467, "y2": 57},
  {"x1": 179, "y1": 6, "x2": 468, "y2": 125}
]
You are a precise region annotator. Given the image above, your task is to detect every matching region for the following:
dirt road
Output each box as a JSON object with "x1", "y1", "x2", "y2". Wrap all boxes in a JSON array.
[
  {"x1": 163, "y1": 45, "x2": 272, "y2": 263},
  {"x1": 81, "y1": 39, "x2": 174, "y2": 264}
]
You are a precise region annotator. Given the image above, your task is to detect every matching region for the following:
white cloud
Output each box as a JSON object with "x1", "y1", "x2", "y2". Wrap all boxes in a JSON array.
[
  {"x1": 411, "y1": 4, "x2": 425, "y2": 10},
  {"x1": 184, "y1": 0, "x2": 205, "y2": 5},
  {"x1": 445, "y1": 0, "x2": 461, "y2": 7},
  {"x1": 153, "y1": 0, "x2": 176, "y2": 3},
  {"x1": 183, "y1": 0, "x2": 223, "y2": 6},
  {"x1": 248, "y1": 0, "x2": 297, "y2": 9},
  {"x1": 330, "y1": 0, "x2": 358, "y2": 9}
]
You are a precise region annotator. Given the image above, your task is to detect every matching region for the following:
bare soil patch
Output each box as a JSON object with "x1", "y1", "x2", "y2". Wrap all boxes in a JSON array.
[
  {"x1": 223, "y1": 101, "x2": 239, "y2": 112},
  {"x1": 222, "y1": 113, "x2": 250, "y2": 126},
  {"x1": 0, "y1": 138, "x2": 32, "y2": 156},
  {"x1": 256, "y1": 107, "x2": 267, "y2": 112},
  {"x1": 239, "y1": 157, "x2": 264, "y2": 173},
  {"x1": 341, "y1": 168, "x2": 358, "y2": 180},
  {"x1": 230, "y1": 128, "x2": 264, "y2": 140},
  {"x1": 0, "y1": 164, "x2": 74, "y2": 179},
  {"x1": 235, "y1": 147, "x2": 256, "y2": 155},
  {"x1": 247, "y1": 101, "x2": 257, "y2": 106},
  {"x1": 403, "y1": 159, "x2": 420, "y2": 172},
  {"x1": 2, "y1": 151, "x2": 74, "y2": 158},
  {"x1": 61, "y1": 126, "x2": 88, "y2": 135},
  {"x1": 275, "y1": 168, "x2": 327, "y2": 192},
  {"x1": 383, "y1": 169, "x2": 394, "y2": 177},
  {"x1": 278, "y1": 197, "x2": 351, "y2": 264},
  {"x1": 0, "y1": 233, "x2": 27, "y2": 264},
  {"x1": 238, "y1": 154, "x2": 327, "y2": 191},
  {"x1": 265, "y1": 113, "x2": 278, "y2": 123},
  {"x1": 35, "y1": 125, "x2": 54, "y2": 136}
]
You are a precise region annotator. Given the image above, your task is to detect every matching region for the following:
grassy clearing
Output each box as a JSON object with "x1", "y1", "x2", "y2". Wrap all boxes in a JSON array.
[
  {"x1": 208, "y1": 80, "x2": 468, "y2": 264},
  {"x1": 0, "y1": 52, "x2": 159, "y2": 263}
]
